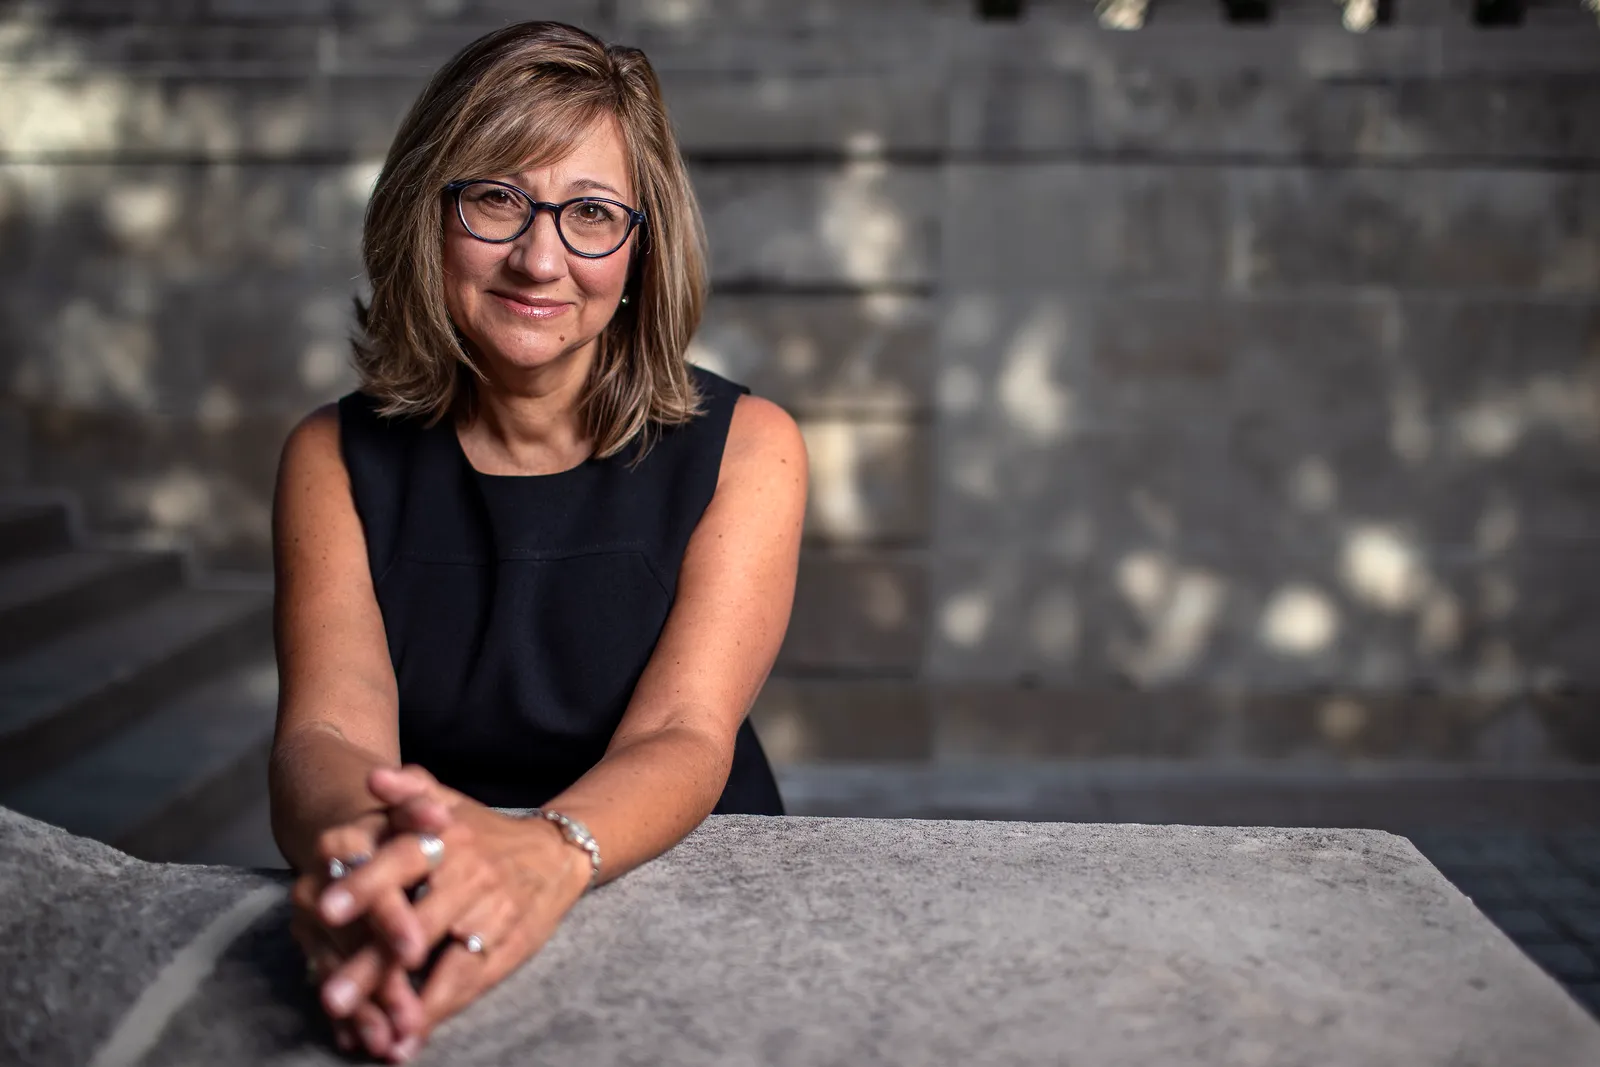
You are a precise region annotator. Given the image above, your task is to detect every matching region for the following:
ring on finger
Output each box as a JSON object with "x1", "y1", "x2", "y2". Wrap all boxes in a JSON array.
[
  {"x1": 417, "y1": 833, "x2": 445, "y2": 871},
  {"x1": 457, "y1": 932, "x2": 488, "y2": 956},
  {"x1": 326, "y1": 853, "x2": 371, "y2": 881}
]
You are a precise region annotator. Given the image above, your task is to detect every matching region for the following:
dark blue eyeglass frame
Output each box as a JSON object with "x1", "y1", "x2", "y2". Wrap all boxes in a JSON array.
[{"x1": 444, "y1": 179, "x2": 646, "y2": 258}]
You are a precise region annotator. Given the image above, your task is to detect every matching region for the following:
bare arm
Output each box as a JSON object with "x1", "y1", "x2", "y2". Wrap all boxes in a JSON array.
[
  {"x1": 268, "y1": 404, "x2": 403, "y2": 874},
  {"x1": 300, "y1": 393, "x2": 808, "y2": 1057},
  {"x1": 537, "y1": 392, "x2": 808, "y2": 881}
]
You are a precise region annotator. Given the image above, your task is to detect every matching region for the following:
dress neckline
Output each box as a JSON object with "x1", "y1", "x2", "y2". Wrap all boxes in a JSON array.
[{"x1": 450, "y1": 422, "x2": 597, "y2": 481}]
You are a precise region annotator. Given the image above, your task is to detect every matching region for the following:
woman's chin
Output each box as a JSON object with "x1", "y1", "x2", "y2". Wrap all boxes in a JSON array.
[{"x1": 475, "y1": 337, "x2": 591, "y2": 377}]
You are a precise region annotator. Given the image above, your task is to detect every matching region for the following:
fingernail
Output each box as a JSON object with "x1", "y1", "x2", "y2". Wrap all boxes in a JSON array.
[
  {"x1": 397, "y1": 937, "x2": 422, "y2": 964},
  {"x1": 393, "y1": 1036, "x2": 420, "y2": 1062},
  {"x1": 360, "y1": 1022, "x2": 385, "y2": 1053},
  {"x1": 321, "y1": 887, "x2": 354, "y2": 922},
  {"x1": 324, "y1": 978, "x2": 359, "y2": 1015}
]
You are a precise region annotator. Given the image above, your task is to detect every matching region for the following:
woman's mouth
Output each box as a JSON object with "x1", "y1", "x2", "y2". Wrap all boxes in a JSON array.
[{"x1": 491, "y1": 292, "x2": 572, "y2": 319}]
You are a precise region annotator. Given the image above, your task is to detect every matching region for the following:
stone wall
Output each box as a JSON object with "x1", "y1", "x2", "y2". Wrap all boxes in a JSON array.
[{"x1": 2, "y1": 1, "x2": 1597, "y2": 761}]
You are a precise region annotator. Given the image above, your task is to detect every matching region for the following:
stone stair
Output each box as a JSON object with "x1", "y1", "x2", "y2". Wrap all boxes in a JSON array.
[{"x1": 0, "y1": 493, "x2": 281, "y2": 865}]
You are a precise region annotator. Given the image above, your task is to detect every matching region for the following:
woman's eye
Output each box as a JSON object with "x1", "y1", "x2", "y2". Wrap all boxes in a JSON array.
[
  {"x1": 465, "y1": 187, "x2": 514, "y2": 208},
  {"x1": 572, "y1": 202, "x2": 617, "y2": 224}
]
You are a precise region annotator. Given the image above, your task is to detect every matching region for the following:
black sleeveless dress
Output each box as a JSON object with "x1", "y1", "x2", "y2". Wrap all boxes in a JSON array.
[{"x1": 337, "y1": 365, "x2": 784, "y2": 815}]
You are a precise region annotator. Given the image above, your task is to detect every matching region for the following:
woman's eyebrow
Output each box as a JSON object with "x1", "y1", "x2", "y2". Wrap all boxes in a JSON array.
[{"x1": 566, "y1": 177, "x2": 625, "y2": 198}]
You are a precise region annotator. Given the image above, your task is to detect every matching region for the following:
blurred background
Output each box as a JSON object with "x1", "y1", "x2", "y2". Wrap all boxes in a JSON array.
[{"x1": 0, "y1": 0, "x2": 1597, "y2": 1011}]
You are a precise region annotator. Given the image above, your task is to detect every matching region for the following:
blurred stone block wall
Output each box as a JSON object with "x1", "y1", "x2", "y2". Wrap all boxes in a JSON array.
[{"x1": 2, "y1": 0, "x2": 1597, "y2": 762}]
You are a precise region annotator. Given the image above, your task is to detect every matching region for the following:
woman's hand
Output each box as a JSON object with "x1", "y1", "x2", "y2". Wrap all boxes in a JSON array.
[
  {"x1": 290, "y1": 808, "x2": 430, "y2": 1059},
  {"x1": 311, "y1": 766, "x2": 594, "y2": 1061}
]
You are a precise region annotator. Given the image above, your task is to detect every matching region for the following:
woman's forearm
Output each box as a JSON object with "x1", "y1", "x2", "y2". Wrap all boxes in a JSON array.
[
  {"x1": 273, "y1": 717, "x2": 735, "y2": 883},
  {"x1": 269, "y1": 725, "x2": 398, "y2": 873},
  {"x1": 538, "y1": 721, "x2": 734, "y2": 887}
]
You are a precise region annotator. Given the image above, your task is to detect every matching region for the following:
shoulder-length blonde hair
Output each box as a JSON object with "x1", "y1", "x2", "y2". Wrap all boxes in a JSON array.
[{"x1": 352, "y1": 21, "x2": 706, "y2": 458}]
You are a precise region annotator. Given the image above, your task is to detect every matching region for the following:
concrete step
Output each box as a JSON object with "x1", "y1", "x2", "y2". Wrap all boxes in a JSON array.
[
  {"x1": 0, "y1": 656, "x2": 278, "y2": 861},
  {"x1": 0, "y1": 548, "x2": 185, "y2": 657},
  {"x1": 0, "y1": 500, "x2": 70, "y2": 564},
  {"x1": 0, "y1": 586, "x2": 272, "y2": 788}
]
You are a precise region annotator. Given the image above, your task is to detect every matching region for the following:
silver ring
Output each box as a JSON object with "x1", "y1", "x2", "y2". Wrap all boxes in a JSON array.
[
  {"x1": 460, "y1": 933, "x2": 486, "y2": 955},
  {"x1": 326, "y1": 853, "x2": 370, "y2": 881},
  {"x1": 417, "y1": 834, "x2": 445, "y2": 870}
]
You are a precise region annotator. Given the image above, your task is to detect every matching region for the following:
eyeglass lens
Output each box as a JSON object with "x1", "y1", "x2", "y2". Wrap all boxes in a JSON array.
[{"x1": 457, "y1": 182, "x2": 631, "y2": 255}]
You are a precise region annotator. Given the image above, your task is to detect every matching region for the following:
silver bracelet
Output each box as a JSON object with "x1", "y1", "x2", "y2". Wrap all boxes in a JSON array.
[{"x1": 528, "y1": 808, "x2": 601, "y2": 889}]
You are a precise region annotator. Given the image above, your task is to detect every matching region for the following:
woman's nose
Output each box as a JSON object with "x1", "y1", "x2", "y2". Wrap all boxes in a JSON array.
[{"x1": 507, "y1": 208, "x2": 566, "y2": 279}]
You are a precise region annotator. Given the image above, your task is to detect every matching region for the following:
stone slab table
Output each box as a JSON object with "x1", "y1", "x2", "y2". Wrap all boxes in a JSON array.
[{"x1": 4, "y1": 806, "x2": 1599, "y2": 1067}]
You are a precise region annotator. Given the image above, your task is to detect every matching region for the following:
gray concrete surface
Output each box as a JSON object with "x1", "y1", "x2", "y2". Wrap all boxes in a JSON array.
[
  {"x1": 7, "y1": 804, "x2": 1600, "y2": 1066},
  {"x1": 182, "y1": 764, "x2": 1600, "y2": 1022}
]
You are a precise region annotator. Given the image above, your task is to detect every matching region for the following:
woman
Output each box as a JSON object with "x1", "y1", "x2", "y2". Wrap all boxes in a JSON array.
[{"x1": 269, "y1": 21, "x2": 805, "y2": 1063}]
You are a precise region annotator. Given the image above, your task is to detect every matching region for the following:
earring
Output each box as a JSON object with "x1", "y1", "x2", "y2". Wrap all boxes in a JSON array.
[{"x1": 620, "y1": 294, "x2": 630, "y2": 307}]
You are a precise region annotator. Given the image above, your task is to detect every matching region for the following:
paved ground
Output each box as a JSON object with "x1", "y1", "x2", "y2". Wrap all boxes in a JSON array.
[{"x1": 1409, "y1": 830, "x2": 1600, "y2": 1020}]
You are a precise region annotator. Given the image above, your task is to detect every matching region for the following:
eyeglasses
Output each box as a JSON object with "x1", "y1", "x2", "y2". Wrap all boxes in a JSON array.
[{"x1": 444, "y1": 179, "x2": 645, "y2": 258}]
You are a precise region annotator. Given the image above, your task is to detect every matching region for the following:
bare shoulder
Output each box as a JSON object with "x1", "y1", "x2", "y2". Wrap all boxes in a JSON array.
[
  {"x1": 722, "y1": 393, "x2": 807, "y2": 483},
  {"x1": 280, "y1": 402, "x2": 342, "y2": 468},
  {"x1": 275, "y1": 403, "x2": 353, "y2": 507},
  {"x1": 273, "y1": 402, "x2": 358, "y2": 555}
]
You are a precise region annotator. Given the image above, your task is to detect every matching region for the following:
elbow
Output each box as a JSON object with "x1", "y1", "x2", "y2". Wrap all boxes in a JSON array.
[{"x1": 609, "y1": 718, "x2": 738, "y2": 790}]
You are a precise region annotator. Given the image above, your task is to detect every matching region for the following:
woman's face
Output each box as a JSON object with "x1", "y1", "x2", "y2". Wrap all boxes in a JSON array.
[{"x1": 442, "y1": 115, "x2": 637, "y2": 379}]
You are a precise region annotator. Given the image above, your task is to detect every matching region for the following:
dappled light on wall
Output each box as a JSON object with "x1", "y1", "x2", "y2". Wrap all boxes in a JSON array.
[
  {"x1": 110, "y1": 462, "x2": 271, "y2": 554},
  {"x1": 1288, "y1": 456, "x2": 1338, "y2": 512},
  {"x1": 1388, "y1": 376, "x2": 1433, "y2": 466},
  {"x1": 998, "y1": 305, "x2": 1076, "y2": 445},
  {"x1": 27, "y1": 297, "x2": 158, "y2": 410},
  {"x1": 196, "y1": 384, "x2": 242, "y2": 433},
  {"x1": 1340, "y1": 0, "x2": 1380, "y2": 32},
  {"x1": 1452, "y1": 372, "x2": 1600, "y2": 460},
  {"x1": 1112, "y1": 550, "x2": 1228, "y2": 687},
  {"x1": 819, "y1": 158, "x2": 908, "y2": 290},
  {"x1": 645, "y1": 0, "x2": 711, "y2": 26},
  {"x1": 940, "y1": 587, "x2": 993, "y2": 650},
  {"x1": 1260, "y1": 583, "x2": 1340, "y2": 657},
  {"x1": 1341, "y1": 525, "x2": 1429, "y2": 615},
  {"x1": 1318, "y1": 697, "x2": 1368, "y2": 744},
  {"x1": 800, "y1": 419, "x2": 917, "y2": 543}
]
